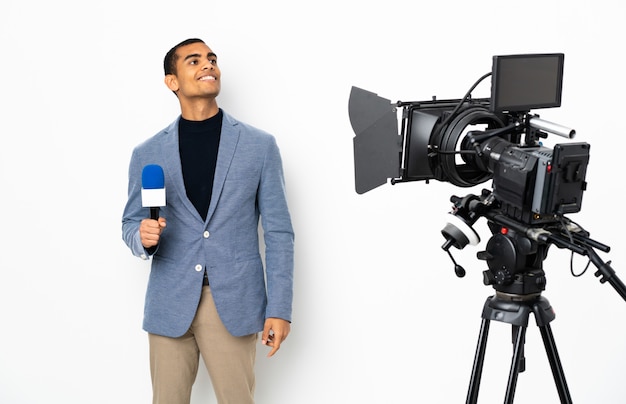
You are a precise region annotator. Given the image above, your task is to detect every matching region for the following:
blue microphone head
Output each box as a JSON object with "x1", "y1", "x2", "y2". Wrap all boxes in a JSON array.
[{"x1": 142, "y1": 164, "x2": 165, "y2": 189}]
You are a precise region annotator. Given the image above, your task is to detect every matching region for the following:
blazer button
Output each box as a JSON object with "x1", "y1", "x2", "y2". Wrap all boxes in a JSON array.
[
  {"x1": 195, "y1": 264, "x2": 203, "y2": 272},
  {"x1": 203, "y1": 231, "x2": 210, "y2": 238}
]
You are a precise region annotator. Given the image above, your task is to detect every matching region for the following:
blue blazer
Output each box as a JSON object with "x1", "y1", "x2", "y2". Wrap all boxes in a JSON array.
[{"x1": 122, "y1": 111, "x2": 294, "y2": 337}]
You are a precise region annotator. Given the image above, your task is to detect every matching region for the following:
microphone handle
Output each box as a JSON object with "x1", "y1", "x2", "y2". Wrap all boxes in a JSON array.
[{"x1": 150, "y1": 207, "x2": 159, "y2": 220}]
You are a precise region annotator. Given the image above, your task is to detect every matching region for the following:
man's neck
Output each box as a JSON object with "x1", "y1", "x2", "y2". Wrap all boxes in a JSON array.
[{"x1": 179, "y1": 98, "x2": 219, "y2": 121}]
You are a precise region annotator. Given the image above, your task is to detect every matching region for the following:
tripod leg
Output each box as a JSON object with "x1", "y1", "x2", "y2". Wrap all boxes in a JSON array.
[
  {"x1": 466, "y1": 318, "x2": 490, "y2": 404},
  {"x1": 539, "y1": 324, "x2": 573, "y2": 404},
  {"x1": 512, "y1": 325, "x2": 525, "y2": 373},
  {"x1": 503, "y1": 324, "x2": 526, "y2": 404}
]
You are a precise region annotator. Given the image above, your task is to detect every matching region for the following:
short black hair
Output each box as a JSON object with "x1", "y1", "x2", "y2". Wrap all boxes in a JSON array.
[{"x1": 163, "y1": 38, "x2": 205, "y2": 76}]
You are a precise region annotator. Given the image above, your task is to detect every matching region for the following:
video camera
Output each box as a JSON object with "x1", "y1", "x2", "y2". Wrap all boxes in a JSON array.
[
  {"x1": 350, "y1": 53, "x2": 589, "y2": 226},
  {"x1": 349, "y1": 54, "x2": 626, "y2": 402}
]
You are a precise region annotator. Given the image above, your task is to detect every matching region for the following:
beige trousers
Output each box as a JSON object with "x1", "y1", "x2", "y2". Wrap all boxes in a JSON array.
[{"x1": 149, "y1": 286, "x2": 257, "y2": 404}]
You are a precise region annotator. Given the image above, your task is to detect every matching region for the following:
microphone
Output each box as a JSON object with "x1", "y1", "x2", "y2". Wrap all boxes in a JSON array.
[{"x1": 141, "y1": 164, "x2": 166, "y2": 220}]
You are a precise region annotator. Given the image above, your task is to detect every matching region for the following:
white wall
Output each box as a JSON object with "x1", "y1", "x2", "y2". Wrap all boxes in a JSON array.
[{"x1": 1, "y1": 0, "x2": 625, "y2": 402}]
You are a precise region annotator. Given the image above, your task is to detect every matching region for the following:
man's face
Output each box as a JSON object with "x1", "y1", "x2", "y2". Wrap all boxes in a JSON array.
[{"x1": 166, "y1": 42, "x2": 221, "y2": 100}]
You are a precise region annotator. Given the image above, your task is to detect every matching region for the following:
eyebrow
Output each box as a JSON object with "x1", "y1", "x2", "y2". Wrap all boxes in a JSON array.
[{"x1": 183, "y1": 52, "x2": 217, "y2": 62}]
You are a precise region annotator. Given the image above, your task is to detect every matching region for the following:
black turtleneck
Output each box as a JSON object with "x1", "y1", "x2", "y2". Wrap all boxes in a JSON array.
[{"x1": 178, "y1": 110, "x2": 223, "y2": 221}]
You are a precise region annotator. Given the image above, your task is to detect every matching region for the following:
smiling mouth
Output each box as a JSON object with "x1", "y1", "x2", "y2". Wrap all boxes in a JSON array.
[{"x1": 199, "y1": 75, "x2": 216, "y2": 81}]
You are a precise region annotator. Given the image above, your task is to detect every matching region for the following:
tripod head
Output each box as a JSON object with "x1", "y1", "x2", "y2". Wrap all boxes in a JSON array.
[{"x1": 442, "y1": 189, "x2": 626, "y2": 301}]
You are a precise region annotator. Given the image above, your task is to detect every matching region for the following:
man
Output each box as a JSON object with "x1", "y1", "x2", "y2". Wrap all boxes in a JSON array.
[{"x1": 122, "y1": 38, "x2": 295, "y2": 404}]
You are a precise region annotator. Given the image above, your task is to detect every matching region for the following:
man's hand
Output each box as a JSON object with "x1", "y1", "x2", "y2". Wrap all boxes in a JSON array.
[
  {"x1": 140, "y1": 217, "x2": 166, "y2": 248},
  {"x1": 262, "y1": 317, "x2": 291, "y2": 357}
]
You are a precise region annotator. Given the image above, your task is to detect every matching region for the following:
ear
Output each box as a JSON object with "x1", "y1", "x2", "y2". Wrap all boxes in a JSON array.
[{"x1": 164, "y1": 74, "x2": 179, "y2": 92}]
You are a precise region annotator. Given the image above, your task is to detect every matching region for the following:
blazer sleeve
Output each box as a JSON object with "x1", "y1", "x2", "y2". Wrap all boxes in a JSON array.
[{"x1": 257, "y1": 136, "x2": 295, "y2": 322}]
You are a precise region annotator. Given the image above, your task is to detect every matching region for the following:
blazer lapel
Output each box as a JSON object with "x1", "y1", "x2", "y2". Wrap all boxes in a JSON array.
[
  {"x1": 160, "y1": 118, "x2": 203, "y2": 221},
  {"x1": 206, "y1": 113, "x2": 239, "y2": 222}
]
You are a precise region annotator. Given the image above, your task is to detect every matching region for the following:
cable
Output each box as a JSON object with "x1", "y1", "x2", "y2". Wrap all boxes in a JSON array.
[
  {"x1": 558, "y1": 216, "x2": 591, "y2": 277},
  {"x1": 440, "y1": 72, "x2": 492, "y2": 127}
]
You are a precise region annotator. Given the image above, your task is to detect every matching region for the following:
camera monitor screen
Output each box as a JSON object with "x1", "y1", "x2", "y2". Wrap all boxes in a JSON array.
[{"x1": 490, "y1": 53, "x2": 564, "y2": 113}]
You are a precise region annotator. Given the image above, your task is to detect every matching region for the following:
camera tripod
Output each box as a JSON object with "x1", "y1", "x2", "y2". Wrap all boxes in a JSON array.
[
  {"x1": 466, "y1": 290, "x2": 570, "y2": 404},
  {"x1": 454, "y1": 218, "x2": 626, "y2": 404}
]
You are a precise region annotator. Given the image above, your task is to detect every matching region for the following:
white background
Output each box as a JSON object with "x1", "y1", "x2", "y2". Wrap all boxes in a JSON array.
[{"x1": 1, "y1": 0, "x2": 625, "y2": 403}]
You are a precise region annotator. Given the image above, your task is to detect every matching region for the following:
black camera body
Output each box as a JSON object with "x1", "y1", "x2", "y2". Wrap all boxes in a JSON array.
[{"x1": 480, "y1": 137, "x2": 589, "y2": 225}]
